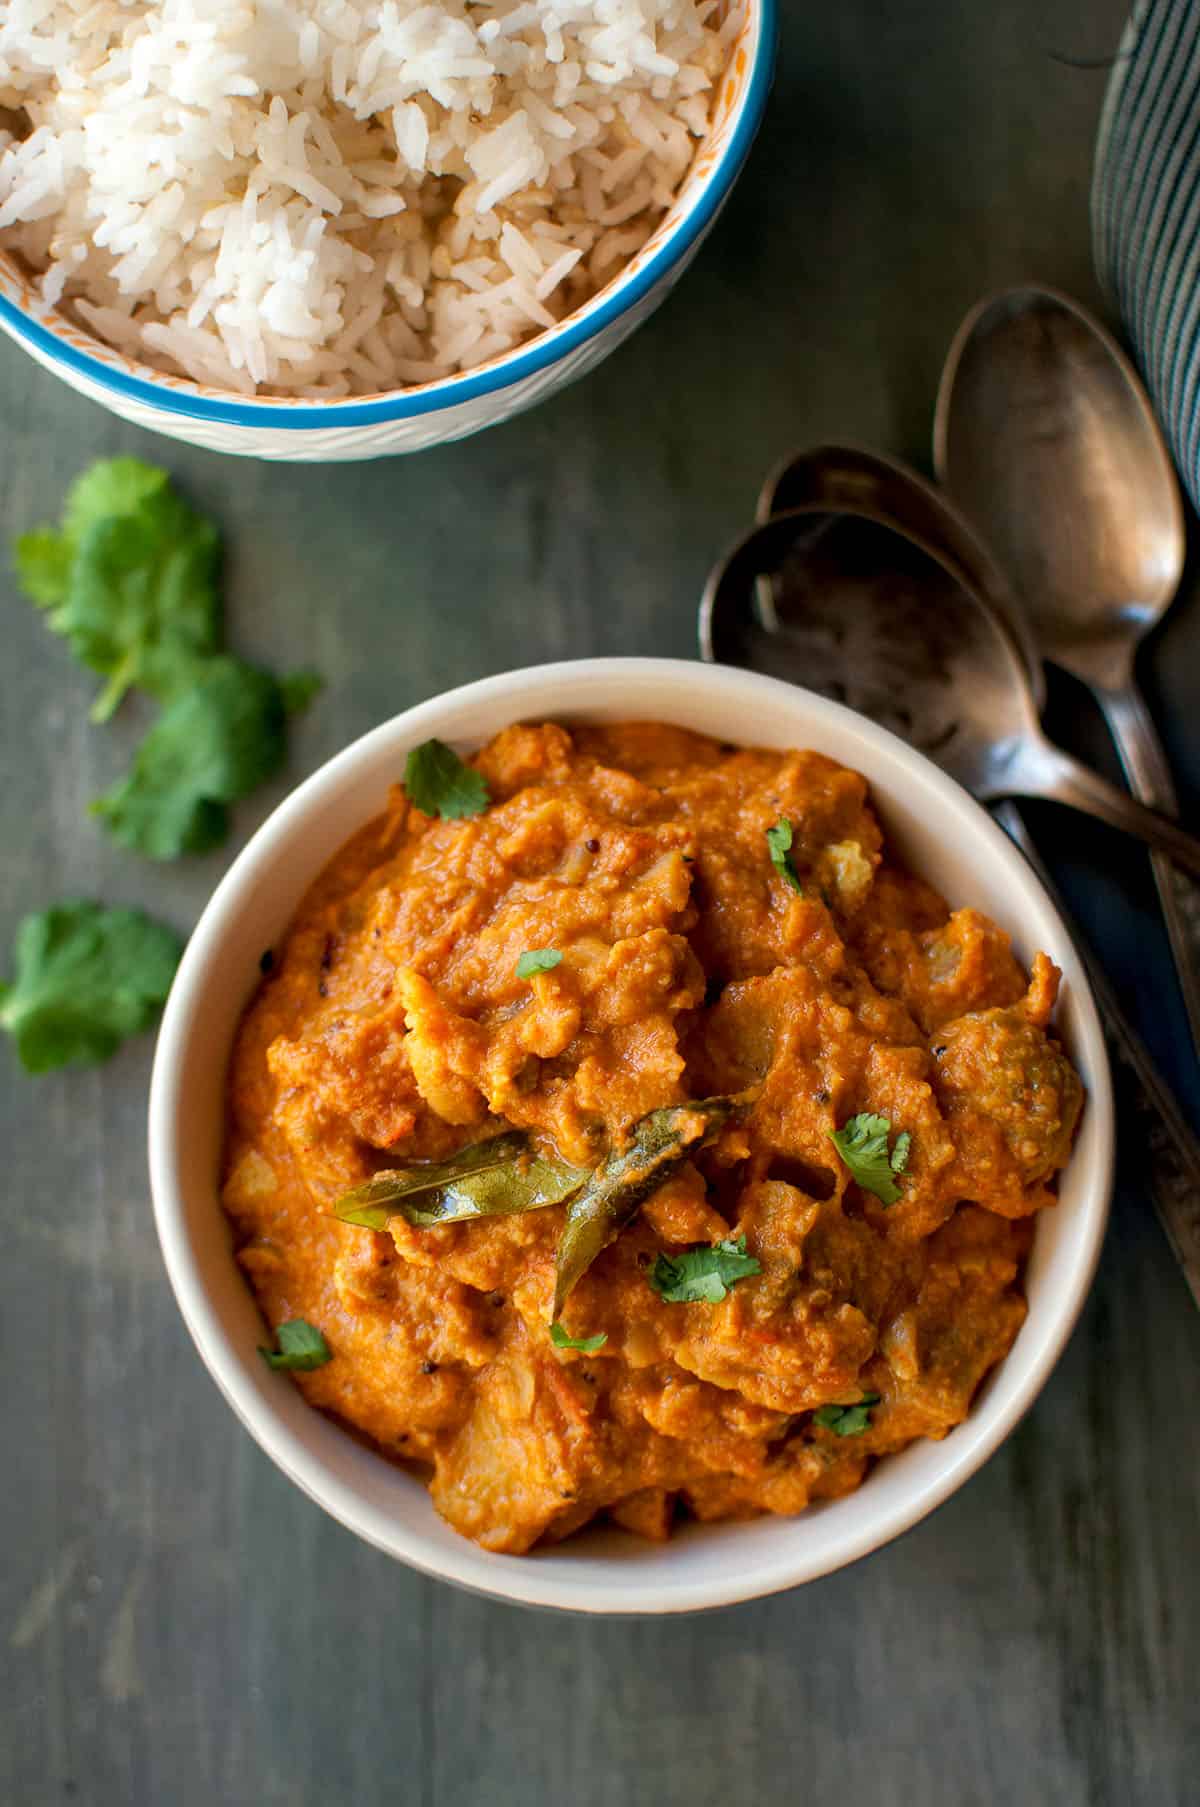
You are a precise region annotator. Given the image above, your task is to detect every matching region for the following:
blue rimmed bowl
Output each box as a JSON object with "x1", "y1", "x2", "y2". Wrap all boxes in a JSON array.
[{"x1": 0, "y1": 1, "x2": 775, "y2": 463}]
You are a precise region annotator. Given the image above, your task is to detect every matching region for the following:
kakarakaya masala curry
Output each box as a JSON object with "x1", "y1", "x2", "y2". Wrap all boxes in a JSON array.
[{"x1": 223, "y1": 722, "x2": 1083, "y2": 1553}]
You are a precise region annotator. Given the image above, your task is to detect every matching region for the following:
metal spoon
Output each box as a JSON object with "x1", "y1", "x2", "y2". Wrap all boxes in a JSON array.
[
  {"x1": 700, "y1": 504, "x2": 1200, "y2": 875},
  {"x1": 754, "y1": 442, "x2": 1045, "y2": 684},
  {"x1": 934, "y1": 285, "x2": 1200, "y2": 1050}
]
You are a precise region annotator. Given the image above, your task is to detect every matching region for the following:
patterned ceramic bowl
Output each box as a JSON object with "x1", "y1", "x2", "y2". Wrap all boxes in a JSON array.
[{"x1": 0, "y1": 3, "x2": 776, "y2": 463}]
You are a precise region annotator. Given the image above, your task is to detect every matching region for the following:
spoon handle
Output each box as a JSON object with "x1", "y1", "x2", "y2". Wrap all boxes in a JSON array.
[
  {"x1": 1002, "y1": 734, "x2": 1200, "y2": 878},
  {"x1": 995, "y1": 801, "x2": 1200, "y2": 1311},
  {"x1": 1093, "y1": 678, "x2": 1200, "y2": 1061}
]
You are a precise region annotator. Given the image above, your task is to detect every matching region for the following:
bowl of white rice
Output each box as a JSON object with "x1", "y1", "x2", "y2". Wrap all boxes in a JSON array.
[{"x1": 0, "y1": 0, "x2": 775, "y2": 461}]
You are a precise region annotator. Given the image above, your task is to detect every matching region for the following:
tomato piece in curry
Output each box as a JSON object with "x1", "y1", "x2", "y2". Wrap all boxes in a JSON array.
[{"x1": 223, "y1": 723, "x2": 1083, "y2": 1553}]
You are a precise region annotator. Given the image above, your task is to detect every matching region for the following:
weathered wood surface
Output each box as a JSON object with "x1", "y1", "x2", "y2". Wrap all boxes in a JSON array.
[{"x1": 3, "y1": 3, "x2": 1199, "y2": 1803}]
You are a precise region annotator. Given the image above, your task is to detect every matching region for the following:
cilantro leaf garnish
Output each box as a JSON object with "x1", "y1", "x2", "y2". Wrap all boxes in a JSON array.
[
  {"x1": 258, "y1": 1319, "x2": 332, "y2": 1371},
  {"x1": 404, "y1": 739, "x2": 490, "y2": 820},
  {"x1": 766, "y1": 819, "x2": 803, "y2": 893},
  {"x1": 90, "y1": 657, "x2": 292, "y2": 859},
  {"x1": 829, "y1": 1112, "x2": 910, "y2": 1205},
  {"x1": 549, "y1": 1322, "x2": 608, "y2": 1353},
  {"x1": 647, "y1": 1234, "x2": 762, "y2": 1304},
  {"x1": 516, "y1": 949, "x2": 563, "y2": 978},
  {"x1": 813, "y1": 1391, "x2": 881, "y2": 1437},
  {"x1": 14, "y1": 457, "x2": 221, "y2": 723},
  {"x1": 0, "y1": 902, "x2": 182, "y2": 1074}
]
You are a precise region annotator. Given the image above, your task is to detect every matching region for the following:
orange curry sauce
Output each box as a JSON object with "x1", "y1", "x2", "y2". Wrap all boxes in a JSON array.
[{"x1": 223, "y1": 723, "x2": 1083, "y2": 1551}]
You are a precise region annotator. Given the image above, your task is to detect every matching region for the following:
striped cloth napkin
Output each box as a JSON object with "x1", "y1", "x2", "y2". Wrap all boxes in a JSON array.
[{"x1": 1094, "y1": 1, "x2": 1200, "y2": 510}]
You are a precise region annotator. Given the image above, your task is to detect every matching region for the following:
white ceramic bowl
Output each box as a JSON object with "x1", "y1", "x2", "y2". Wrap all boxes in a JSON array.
[
  {"x1": 0, "y1": 5, "x2": 775, "y2": 462},
  {"x1": 148, "y1": 658, "x2": 1113, "y2": 1613}
]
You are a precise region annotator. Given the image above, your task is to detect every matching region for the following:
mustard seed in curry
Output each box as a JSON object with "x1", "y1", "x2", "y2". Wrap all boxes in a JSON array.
[{"x1": 223, "y1": 722, "x2": 1083, "y2": 1553}]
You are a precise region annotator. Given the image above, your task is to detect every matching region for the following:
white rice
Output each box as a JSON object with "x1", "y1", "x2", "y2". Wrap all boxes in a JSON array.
[{"x1": 0, "y1": 0, "x2": 739, "y2": 398}]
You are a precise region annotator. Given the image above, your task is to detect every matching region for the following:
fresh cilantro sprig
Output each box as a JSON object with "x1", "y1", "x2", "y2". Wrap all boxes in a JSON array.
[
  {"x1": 766, "y1": 819, "x2": 803, "y2": 893},
  {"x1": 404, "y1": 739, "x2": 490, "y2": 820},
  {"x1": 813, "y1": 1391, "x2": 881, "y2": 1438},
  {"x1": 0, "y1": 902, "x2": 182, "y2": 1073},
  {"x1": 829, "y1": 1113, "x2": 910, "y2": 1206},
  {"x1": 90, "y1": 657, "x2": 290, "y2": 858},
  {"x1": 258, "y1": 1319, "x2": 332, "y2": 1371},
  {"x1": 15, "y1": 457, "x2": 220, "y2": 723},
  {"x1": 647, "y1": 1234, "x2": 762, "y2": 1304},
  {"x1": 549, "y1": 1321, "x2": 607, "y2": 1353},
  {"x1": 516, "y1": 949, "x2": 562, "y2": 979},
  {"x1": 13, "y1": 457, "x2": 322, "y2": 859}
]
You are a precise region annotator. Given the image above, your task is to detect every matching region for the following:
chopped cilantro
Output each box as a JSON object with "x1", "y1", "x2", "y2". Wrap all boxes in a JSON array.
[
  {"x1": 516, "y1": 949, "x2": 563, "y2": 979},
  {"x1": 258, "y1": 1319, "x2": 332, "y2": 1372},
  {"x1": 549, "y1": 1322, "x2": 608, "y2": 1353},
  {"x1": 813, "y1": 1392, "x2": 881, "y2": 1437},
  {"x1": 647, "y1": 1234, "x2": 762, "y2": 1304},
  {"x1": 829, "y1": 1112, "x2": 910, "y2": 1205},
  {"x1": 0, "y1": 902, "x2": 182, "y2": 1074},
  {"x1": 766, "y1": 819, "x2": 803, "y2": 893},
  {"x1": 404, "y1": 738, "x2": 490, "y2": 820}
]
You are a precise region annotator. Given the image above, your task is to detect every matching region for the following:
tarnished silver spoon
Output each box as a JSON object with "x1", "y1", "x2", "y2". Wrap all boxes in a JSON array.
[
  {"x1": 700, "y1": 504, "x2": 1200, "y2": 875},
  {"x1": 753, "y1": 441, "x2": 1044, "y2": 683},
  {"x1": 934, "y1": 285, "x2": 1200, "y2": 1052}
]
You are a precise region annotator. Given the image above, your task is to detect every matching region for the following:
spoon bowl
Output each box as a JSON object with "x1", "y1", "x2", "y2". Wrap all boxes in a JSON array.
[
  {"x1": 754, "y1": 443, "x2": 1047, "y2": 705},
  {"x1": 703, "y1": 506, "x2": 1037, "y2": 796},
  {"x1": 934, "y1": 285, "x2": 1184, "y2": 686},
  {"x1": 700, "y1": 503, "x2": 1200, "y2": 877}
]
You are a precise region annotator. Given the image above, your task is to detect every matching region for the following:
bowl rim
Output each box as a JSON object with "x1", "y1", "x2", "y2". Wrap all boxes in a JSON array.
[
  {"x1": 0, "y1": 0, "x2": 777, "y2": 431},
  {"x1": 148, "y1": 656, "x2": 1113, "y2": 1613}
]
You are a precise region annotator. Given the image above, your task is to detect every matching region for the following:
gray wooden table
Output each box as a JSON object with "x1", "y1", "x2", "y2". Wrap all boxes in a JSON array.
[{"x1": 4, "y1": 4, "x2": 1199, "y2": 1803}]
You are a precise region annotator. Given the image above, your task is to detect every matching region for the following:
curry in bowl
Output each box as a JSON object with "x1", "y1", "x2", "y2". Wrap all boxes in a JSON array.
[{"x1": 223, "y1": 722, "x2": 1082, "y2": 1553}]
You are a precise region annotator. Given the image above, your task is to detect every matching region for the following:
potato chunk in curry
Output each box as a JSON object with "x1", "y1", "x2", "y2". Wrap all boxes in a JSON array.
[{"x1": 223, "y1": 723, "x2": 1082, "y2": 1553}]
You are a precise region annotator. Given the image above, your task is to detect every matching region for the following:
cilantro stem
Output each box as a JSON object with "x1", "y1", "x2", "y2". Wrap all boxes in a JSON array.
[{"x1": 90, "y1": 647, "x2": 139, "y2": 724}]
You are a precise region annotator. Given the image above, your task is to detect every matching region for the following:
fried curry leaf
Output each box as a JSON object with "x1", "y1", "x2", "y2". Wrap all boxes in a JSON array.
[
  {"x1": 647, "y1": 1234, "x2": 761, "y2": 1304},
  {"x1": 552, "y1": 1096, "x2": 742, "y2": 1317},
  {"x1": 0, "y1": 902, "x2": 182, "y2": 1074},
  {"x1": 258, "y1": 1319, "x2": 332, "y2": 1372},
  {"x1": 766, "y1": 818, "x2": 803, "y2": 894},
  {"x1": 516, "y1": 948, "x2": 562, "y2": 978},
  {"x1": 90, "y1": 656, "x2": 291, "y2": 859},
  {"x1": 333, "y1": 1132, "x2": 589, "y2": 1231},
  {"x1": 15, "y1": 457, "x2": 221, "y2": 723},
  {"x1": 813, "y1": 1391, "x2": 881, "y2": 1437},
  {"x1": 829, "y1": 1112, "x2": 910, "y2": 1205},
  {"x1": 549, "y1": 1322, "x2": 608, "y2": 1353},
  {"x1": 404, "y1": 738, "x2": 490, "y2": 820}
]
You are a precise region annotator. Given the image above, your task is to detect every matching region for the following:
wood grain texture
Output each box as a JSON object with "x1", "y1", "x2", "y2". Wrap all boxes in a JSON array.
[{"x1": 2, "y1": 2, "x2": 1199, "y2": 1803}]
